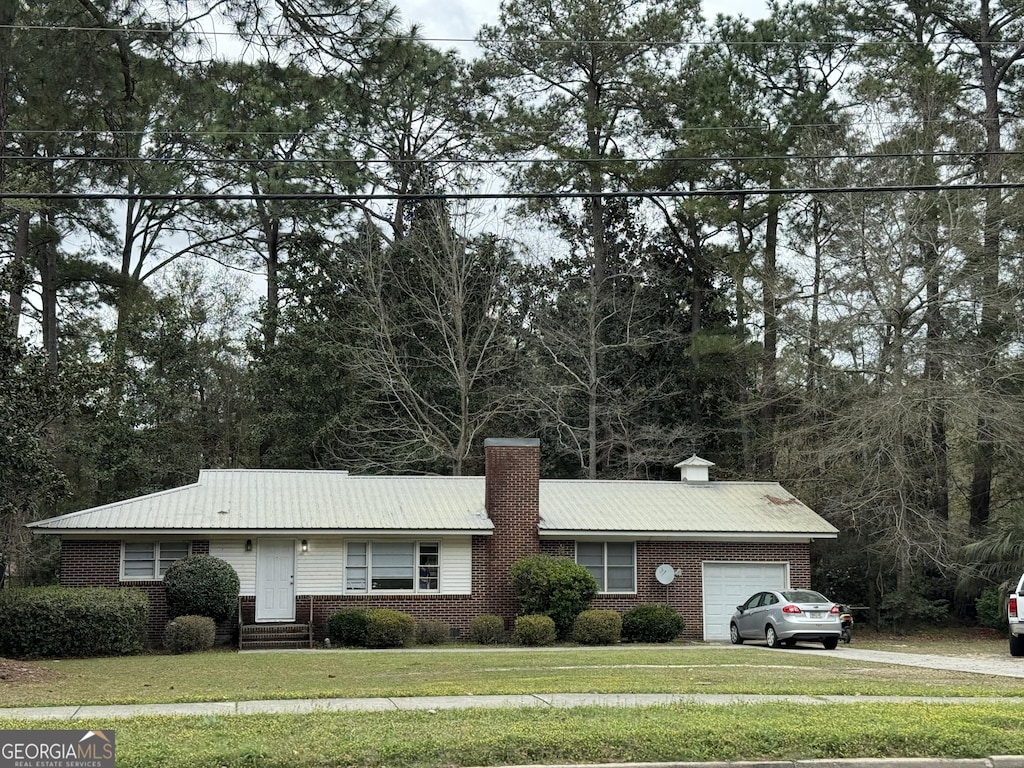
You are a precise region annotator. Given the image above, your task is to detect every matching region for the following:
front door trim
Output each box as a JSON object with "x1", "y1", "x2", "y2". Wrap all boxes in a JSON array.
[{"x1": 255, "y1": 538, "x2": 296, "y2": 622}]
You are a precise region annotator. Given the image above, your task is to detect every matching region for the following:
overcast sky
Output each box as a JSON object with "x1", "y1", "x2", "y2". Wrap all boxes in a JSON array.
[{"x1": 392, "y1": 0, "x2": 772, "y2": 57}]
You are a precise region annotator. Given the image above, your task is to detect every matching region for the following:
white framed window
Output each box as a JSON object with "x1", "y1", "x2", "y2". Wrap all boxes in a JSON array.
[
  {"x1": 344, "y1": 541, "x2": 440, "y2": 593},
  {"x1": 121, "y1": 541, "x2": 190, "y2": 580},
  {"x1": 576, "y1": 541, "x2": 636, "y2": 593}
]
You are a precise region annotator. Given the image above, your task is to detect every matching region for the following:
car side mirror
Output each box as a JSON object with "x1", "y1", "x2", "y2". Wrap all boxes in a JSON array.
[{"x1": 736, "y1": 605, "x2": 744, "y2": 613}]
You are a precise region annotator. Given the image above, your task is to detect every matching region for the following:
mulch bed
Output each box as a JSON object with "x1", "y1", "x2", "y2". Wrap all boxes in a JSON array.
[{"x1": 0, "y1": 658, "x2": 60, "y2": 684}]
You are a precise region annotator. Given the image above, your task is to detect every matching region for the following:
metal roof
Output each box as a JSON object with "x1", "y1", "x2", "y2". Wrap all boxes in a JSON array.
[
  {"x1": 27, "y1": 470, "x2": 837, "y2": 539},
  {"x1": 539, "y1": 480, "x2": 837, "y2": 537},
  {"x1": 27, "y1": 470, "x2": 492, "y2": 534}
]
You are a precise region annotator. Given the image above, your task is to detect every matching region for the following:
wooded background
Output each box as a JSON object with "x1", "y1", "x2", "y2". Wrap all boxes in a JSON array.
[{"x1": 3, "y1": 0, "x2": 1024, "y2": 629}]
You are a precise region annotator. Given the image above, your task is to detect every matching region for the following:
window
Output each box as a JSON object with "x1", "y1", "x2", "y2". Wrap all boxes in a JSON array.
[
  {"x1": 576, "y1": 542, "x2": 635, "y2": 593},
  {"x1": 344, "y1": 541, "x2": 440, "y2": 593},
  {"x1": 122, "y1": 541, "x2": 190, "y2": 580}
]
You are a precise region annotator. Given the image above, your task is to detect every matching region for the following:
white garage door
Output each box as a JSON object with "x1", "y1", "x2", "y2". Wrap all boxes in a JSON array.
[{"x1": 702, "y1": 562, "x2": 788, "y2": 641}]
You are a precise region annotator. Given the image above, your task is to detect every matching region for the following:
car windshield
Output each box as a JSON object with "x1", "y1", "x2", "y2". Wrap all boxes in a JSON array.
[{"x1": 780, "y1": 590, "x2": 829, "y2": 603}]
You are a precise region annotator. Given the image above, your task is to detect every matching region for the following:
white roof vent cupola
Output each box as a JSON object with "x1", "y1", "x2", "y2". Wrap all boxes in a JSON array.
[{"x1": 674, "y1": 455, "x2": 715, "y2": 483}]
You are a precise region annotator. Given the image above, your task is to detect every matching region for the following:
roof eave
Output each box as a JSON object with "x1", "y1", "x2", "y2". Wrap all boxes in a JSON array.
[
  {"x1": 27, "y1": 527, "x2": 493, "y2": 537},
  {"x1": 539, "y1": 529, "x2": 838, "y2": 542}
]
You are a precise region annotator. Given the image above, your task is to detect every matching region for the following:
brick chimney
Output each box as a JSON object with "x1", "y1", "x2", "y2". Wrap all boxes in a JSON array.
[{"x1": 483, "y1": 438, "x2": 541, "y2": 623}]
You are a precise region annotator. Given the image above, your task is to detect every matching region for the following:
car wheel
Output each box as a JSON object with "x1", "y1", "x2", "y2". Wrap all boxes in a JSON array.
[
  {"x1": 765, "y1": 625, "x2": 781, "y2": 648},
  {"x1": 823, "y1": 637, "x2": 839, "y2": 650},
  {"x1": 1010, "y1": 633, "x2": 1024, "y2": 658},
  {"x1": 729, "y1": 623, "x2": 743, "y2": 645}
]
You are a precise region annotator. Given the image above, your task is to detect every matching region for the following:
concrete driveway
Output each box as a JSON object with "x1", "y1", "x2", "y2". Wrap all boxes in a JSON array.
[{"x1": 750, "y1": 644, "x2": 1024, "y2": 678}]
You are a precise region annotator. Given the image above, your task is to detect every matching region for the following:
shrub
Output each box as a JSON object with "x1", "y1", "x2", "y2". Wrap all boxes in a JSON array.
[
  {"x1": 416, "y1": 619, "x2": 451, "y2": 645},
  {"x1": 365, "y1": 609, "x2": 416, "y2": 648},
  {"x1": 621, "y1": 604, "x2": 686, "y2": 643},
  {"x1": 163, "y1": 555, "x2": 240, "y2": 623},
  {"x1": 513, "y1": 614, "x2": 557, "y2": 646},
  {"x1": 976, "y1": 587, "x2": 1009, "y2": 633},
  {"x1": 0, "y1": 586, "x2": 148, "y2": 658},
  {"x1": 572, "y1": 609, "x2": 622, "y2": 645},
  {"x1": 468, "y1": 614, "x2": 506, "y2": 645},
  {"x1": 327, "y1": 609, "x2": 371, "y2": 647},
  {"x1": 510, "y1": 554, "x2": 597, "y2": 638},
  {"x1": 164, "y1": 615, "x2": 216, "y2": 654}
]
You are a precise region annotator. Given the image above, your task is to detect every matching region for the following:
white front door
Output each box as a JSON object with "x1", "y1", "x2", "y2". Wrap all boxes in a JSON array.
[
  {"x1": 256, "y1": 539, "x2": 296, "y2": 621},
  {"x1": 702, "y1": 562, "x2": 788, "y2": 641}
]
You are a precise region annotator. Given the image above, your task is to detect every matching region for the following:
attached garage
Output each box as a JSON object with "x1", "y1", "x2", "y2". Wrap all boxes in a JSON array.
[
  {"x1": 31, "y1": 444, "x2": 838, "y2": 646},
  {"x1": 702, "y1": 562, "x2": 788, "y2": 641}
]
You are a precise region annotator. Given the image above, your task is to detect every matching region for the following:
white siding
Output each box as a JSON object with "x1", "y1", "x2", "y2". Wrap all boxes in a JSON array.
[
  {"x1": 439, "y1": 537, "x2": 471, "y2": 594},
  {"x1": 297, "y1": 537, "x2": 343, "y2": 595},
  {"x1": 266, "y1": 535, "x2": 475, "y2": 596},
  {"x1": 209, "y1": 537, "x2": 257, "y2": 595}
]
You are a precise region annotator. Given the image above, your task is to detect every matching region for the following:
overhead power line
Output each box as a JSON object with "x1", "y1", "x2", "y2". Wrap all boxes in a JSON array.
[
  {"x1": 2, "y1": 181, "x2": 1020, "y2": 203},
  {"x1": 0, "y1": 149, "x2": 1009, "y2": 166},
  {"x1": 1, "y1": 116, "x2": 989, "y2": 140},
  {"x1": 5, "y1": 23, "x2": 1019, "y2": 49}
]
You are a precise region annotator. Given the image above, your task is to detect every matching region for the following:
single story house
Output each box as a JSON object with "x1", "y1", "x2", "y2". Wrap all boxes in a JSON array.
[{"x1": 27, "y1": 438, "x2": 838, "y2": 646}]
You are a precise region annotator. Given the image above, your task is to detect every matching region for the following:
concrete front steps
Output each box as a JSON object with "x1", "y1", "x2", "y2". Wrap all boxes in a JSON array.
[{"x1": 239, "y1": 623, "x2": 313, "y2": 650}]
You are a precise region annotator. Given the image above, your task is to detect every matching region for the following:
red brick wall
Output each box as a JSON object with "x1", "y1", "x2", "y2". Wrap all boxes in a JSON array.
[
  {"x1": 54, "y1": 449, "x2": 815, "y2": 645},
  {"x1": 483, "y1": 438, "x2": 541, "y2": 625},
  {"x1": 58, "y1": 539, "x2": 226, "y2": 645},
  {"x1": 541, "y1": 539, "x2": 811, "y2": 639}
]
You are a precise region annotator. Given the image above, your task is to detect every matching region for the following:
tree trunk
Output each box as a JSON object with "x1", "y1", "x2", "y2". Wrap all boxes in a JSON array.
[
  {"x1": 585, "y1": 78, "x2": 605, "y2": 480},
  {"x1": 759, "y1": 184, "x2": 781, "y2": 476},
  {"x1": 807, "y1": 200, "x2": 823, "y2": 395},
  {"x1": 733, "y1": 198, "x2": 754, "y2": 473},
  {"x1": 39, "y1": 213, "x2": 60, "y2": 376},
  {"x1": 919, "y1": 163, "x2": 949, "y2": 523},
  {"x1": 969, "y1": 0, "x2": 1005, "y2": 530},
  {"x1": 5, "y1": 210, "x2": 29, "y2": 336}
]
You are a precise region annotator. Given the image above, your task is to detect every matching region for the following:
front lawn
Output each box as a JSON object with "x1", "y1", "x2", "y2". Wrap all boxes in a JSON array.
[
  {"x1": 0, "y1": 643, "x2": 1021, "y2": 708},
  {"x1": 3, "y1": 638, "x2": 1023, "y2": 768},
  {"x1": 0, "y1": 702, "x2": 1020, "y2": 768}
]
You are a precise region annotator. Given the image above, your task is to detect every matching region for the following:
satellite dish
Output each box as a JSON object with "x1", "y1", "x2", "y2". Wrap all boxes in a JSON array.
[{"x1": 655, "y1": 563, "x2": 676, "y2": 585}]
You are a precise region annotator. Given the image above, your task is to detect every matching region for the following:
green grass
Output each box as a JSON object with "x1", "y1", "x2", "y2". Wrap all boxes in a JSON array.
[
  {"x1": 2, "y1": 643, "x2": 1021, "y2": 708},
  {"x1": 4, "y1": 636, "x2": 1023, "y2": 768},
  {"x1": 0, "y1": 702, "x2": 1020, "y2": 768}
]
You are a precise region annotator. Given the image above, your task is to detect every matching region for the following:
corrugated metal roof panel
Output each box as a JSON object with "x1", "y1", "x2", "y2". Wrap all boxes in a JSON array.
[
  {"x1": 27, "y1": 471, "x2": 836, "y2": 538},
  {"x1": 539, "y1": 480, "x2": 837, "y2": 535},
  {"x1": 28, "y1": 470, "x2": 492, "y2": 532}
]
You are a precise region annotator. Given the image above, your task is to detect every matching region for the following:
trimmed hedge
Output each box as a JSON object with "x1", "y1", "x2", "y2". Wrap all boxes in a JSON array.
[
  {"x1": 572, "y1": 609, "x2": 622, "y2": 645},
  {"x1": 365, "y1": 609, "x2": 416, "y2": 648},
  {"x1": 621, "y1": 603, "x2": 686, "y2": 643},
  {"x1": 164, "y1": 615, "x2": 216, "y2": 654},
  {"x1": 326, "y1": 609, "x2": 370, "y2": 647},
  {"x1": 510, "y1": 554, "x2": 597, "y2": 638},
  {"x1": 0, "y1": 586, "x2": 148, "y2": 658},
  {"x1": 415, "y1": 619, "x2": 451, "y2": 645},
  {"x1": 163, "y1": 555, "x2": 240, "y2": 623},
  {"x1": 513, "y1": 614, "x2": 557, "y2": 646},
  {"x1": 468, "y1": 614, "x2": 505, "y2": 645}
]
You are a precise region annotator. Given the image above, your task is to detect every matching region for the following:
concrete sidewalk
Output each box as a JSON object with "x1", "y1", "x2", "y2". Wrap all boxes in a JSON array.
[
  {"x1": 2, "y1": 690, "x2": 1024, "y2": 721},
  {"x1": 469, "y1": 760, "x2": 1024, "y2": 768}
]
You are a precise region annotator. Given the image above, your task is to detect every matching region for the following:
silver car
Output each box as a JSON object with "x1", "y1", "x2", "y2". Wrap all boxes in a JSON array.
[{"x1": 729, "y1": 589, "x2": 842, "y2": 649}]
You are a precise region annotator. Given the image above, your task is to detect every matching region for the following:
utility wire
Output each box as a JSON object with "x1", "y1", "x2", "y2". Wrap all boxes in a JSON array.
[
  {"x1": 0, "y1": 149, "x2": 1011, "y2": 166},
  {"x1": 2, "y1": 181, "x2": 1019, "y2": 202},
  {"x1": 2, "y1": 23, "x2": 1012, "y2": 49},
  {"x1": 2, "y1": 117, "x2": 983, "y2": 139}
]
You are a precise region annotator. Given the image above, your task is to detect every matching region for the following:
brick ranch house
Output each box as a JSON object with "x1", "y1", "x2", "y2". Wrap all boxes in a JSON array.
[{"x1": 27, "y1": 438, "x2": 838, "y2": 647}]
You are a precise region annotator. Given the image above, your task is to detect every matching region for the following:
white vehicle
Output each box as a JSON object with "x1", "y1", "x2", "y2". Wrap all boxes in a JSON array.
[{"x1": 1010, "y1": 573, "x2": 1024, "y2": 657}]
